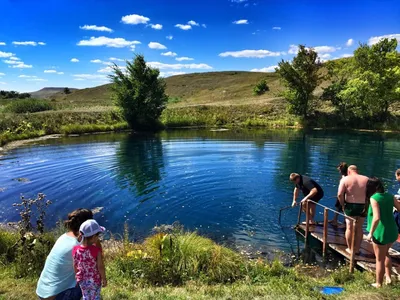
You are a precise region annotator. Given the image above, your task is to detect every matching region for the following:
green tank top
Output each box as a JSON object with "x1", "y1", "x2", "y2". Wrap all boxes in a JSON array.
[{"x1": 367, "y1": 192, "x2": 398, "y2": 245}]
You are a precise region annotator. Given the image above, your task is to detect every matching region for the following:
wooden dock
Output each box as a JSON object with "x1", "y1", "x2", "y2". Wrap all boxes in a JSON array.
[{"x1": 296, "y1": 223, "x2": 400, "y2": 276}]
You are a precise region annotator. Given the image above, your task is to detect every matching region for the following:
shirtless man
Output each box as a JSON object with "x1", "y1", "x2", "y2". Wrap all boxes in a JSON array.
[{"x1": 338, "y1": 165, "x2": 368, "y2": 255}]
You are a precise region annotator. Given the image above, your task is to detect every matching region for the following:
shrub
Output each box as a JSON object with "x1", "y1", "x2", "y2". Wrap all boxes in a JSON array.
[
  {"x1": 4, "y1": 99, "x2": 53, "y2": 113},
  {"x1": 110, "y1": 55, "x2": 168, "y2": 130},
  {"x1": 253, "y1": 79, "x2": 270, "y2": 96}
]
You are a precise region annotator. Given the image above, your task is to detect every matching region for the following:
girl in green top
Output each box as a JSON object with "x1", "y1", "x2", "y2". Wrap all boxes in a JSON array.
[{"x1": 366, "y1": 177, "x2": 400, "y2": 288}]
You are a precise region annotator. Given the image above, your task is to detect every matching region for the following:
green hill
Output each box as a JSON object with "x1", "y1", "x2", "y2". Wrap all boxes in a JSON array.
[
  {"x1": 30, "y1": 87, "x2": 78, "y2": 99},
  {"x1": 52, "y1": 71, "x2": 283, "y2": 108}
]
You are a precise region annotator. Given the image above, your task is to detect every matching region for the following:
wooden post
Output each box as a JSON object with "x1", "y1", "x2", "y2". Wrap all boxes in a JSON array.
[
  {"x1": 323, "y1": 208, "x2": 328, "y2": 257},
  {"x1": 305, "y1": 200, "x2": 310, "y2": 245},
  {"x1": 349, "y1": 219, "x2": 357, "y2": 273},
  {"x1": 297, "y1": 202, "x2": 302, "y2": 225}
]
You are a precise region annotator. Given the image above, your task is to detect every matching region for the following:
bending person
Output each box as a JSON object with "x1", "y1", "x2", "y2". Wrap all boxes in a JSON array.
[
  {"x1": 290, "y1": 173, "x2": 324, "y2": 225},
  {"x1": 337, "y1": 165, "x2": 368, "y2": 255},
  {"x1": 366, "y1": 177, "x2": 400, "y2": 288},
  {"x1": 36, "y1": 208, "x2": 94, "y2": 300}
]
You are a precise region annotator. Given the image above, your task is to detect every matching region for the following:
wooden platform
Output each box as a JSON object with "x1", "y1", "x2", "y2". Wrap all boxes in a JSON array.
[{"x1": 296, "y1": 223, "x2": 400, "y2": 277}]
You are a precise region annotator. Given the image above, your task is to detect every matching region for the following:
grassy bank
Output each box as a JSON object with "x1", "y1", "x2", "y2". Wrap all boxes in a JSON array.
[{"x1": 0, "y1": 226, "x2": 399, "y2": 300}]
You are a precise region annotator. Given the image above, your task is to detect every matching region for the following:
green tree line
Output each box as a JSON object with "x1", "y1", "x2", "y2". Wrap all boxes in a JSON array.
[
  {"x1": 0, "y1": 90, "x2": 31, "y2": 99},
  {"x1": 277, "y1": 38, "x2": 400, "y2": 126}
]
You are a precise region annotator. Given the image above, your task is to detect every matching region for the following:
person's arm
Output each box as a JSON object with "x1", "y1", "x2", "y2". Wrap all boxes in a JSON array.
[
  {"x1": 97, "y1": 251, "x2": 107, "y2": 287},
  {"x1": 366, "y1": 199, "x2": 380, "y2": 241},
  {"x1": 301, "y1": 188, "x2": 317, "y2": 203},
  {"x1": 292, "y1": 187, "x2": 299, "y2": 207},
  {"x1": 338, "y1": 179, "x2": 346, "y2": 207}
]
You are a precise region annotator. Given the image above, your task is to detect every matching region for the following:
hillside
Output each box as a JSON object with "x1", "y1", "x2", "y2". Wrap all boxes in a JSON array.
[
  {"x1": 30, "y1": 87, "x2": 78, "y2": 99},
  {"x1": 52, "y1": 71, "x2": 283, "y2": 108}
]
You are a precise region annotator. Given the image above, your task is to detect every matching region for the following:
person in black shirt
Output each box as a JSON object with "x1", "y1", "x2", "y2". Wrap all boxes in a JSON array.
[{"x1": 290, "y1": 173, "x2": 324, "y2": 224}]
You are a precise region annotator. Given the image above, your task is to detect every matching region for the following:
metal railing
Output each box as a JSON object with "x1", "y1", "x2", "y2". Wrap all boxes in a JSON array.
[{"x1": 298, "y1": 199, "x2": 358, "y2": 273}]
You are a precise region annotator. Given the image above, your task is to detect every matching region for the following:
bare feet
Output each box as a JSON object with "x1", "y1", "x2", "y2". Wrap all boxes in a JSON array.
[
  {"x1": 385, "y1": 275, "x2": 392, "y2": 285},
  {"x1": 345, "y1": 248, "x2": 360, "y2": 255},
  {"x1": 371, "y1": 283, "x2": 382, "y2": 288}
]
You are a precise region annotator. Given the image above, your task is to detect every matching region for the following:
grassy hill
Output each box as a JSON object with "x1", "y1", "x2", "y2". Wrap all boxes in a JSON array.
[
  {"x1": 51, "y1": 71, "x2": 283, "y2": 108},
  {"x1": 30, "y1": 87, "x2": 78, "y2": 99}
]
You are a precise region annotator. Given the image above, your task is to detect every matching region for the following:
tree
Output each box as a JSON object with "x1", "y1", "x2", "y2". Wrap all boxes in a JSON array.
[
  {"x1": 64, "y1": 87, "x2": 71, "y2": 94},
  {"x1": 109, "y1": 55, "x2": 168, "y2": 129},
  {"x1": 337, "y1": 38, "x2": 400, "y2": 122},
  {"x1": 276, "y1": 45, "x2": 322, "y2": 120},
  {"x1": 253, "y1": 79, "x2": 269, "y2": 95}
]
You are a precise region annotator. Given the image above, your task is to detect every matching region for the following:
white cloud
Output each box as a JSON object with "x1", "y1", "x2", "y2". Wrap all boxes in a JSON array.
[
  {"x1": 0, "y1": 51, "x2": 15, "y2": 58},
  {"x1": 219, "y1": 49, "x2": 282, "y2": 58},
  {"x1": 272, "y1": 27, "x2": 281, "y2": 30},
  {"x1": 230, "y1": 0, "x2": 247, "y2": 2},
  {"x1": 0, "y1": 82, "x2": 6, "y2": 85},
  {"x1": 121, "y1": 14, "x2": 150, "y2": 25},
  {"x1": 79, "y1": 25, "x2": 113, "y2": 32},
  {"x1": 12, "y1": 41, "x2": 38, "y2": 46},
  {"x1": 160, "y1": 71, "x2": 186, "y2": 77},
  {"x1": 3, "y1": 60, "x2": 20, "y2": 64},
  {"x1": 147, "y1": 61, "x2": 212, "y2": 70},
  {"x1": 319, "y1": 53, "x2": 331, "y2": 59},
  {"x1": 9, "y1": 56, "x2": 20, "y2": 60},
  {"x1": 314, "y1": 46, "x2": 339, "y2": 53},
  {"x1": 11, "y1": 63, "x2": 32, "y2": 68},
  {"x1": 202, "y1": 24, "x2": 207, "y2": 28},
  {"x1": 175, "y1": 57, "x2": 194, "y2": 61},
  {"x1": 38, "y1": 42, "x2": 46, "y2": 46},
  {"x1": 70, "y1": 58, "x2": 79, "y2": 62},
  {"x1": 150, "y1": 24, "x2": 163, "y2": 30},
  {"x1": 73, "y1": 74, "x2": 108, "y2": 80},
  {"x1": 27, "y1": 78, "x2": 47, "y2": 82},
  {"x1": 97, "y1": 66, "x2": 113, "y2": 73},
  {"x1": 288, "y1": 44, "x2": 298, "y2": 54},
  {"x1": 0, "y1": 72, "x2": 5, "y2": 76},
  {"x1": 233, "y1": 19, "x2": 249, "y2": 25},
  {"x1": 74, "y1": 78, "x2": 85, "y2": 81},
  {"x1": 161, "y1": 51, "x2": 177, "y2": 57},
  {"x1": 90, "y1": 59, "x2": 103, "y2": 63},
  {"x1": 342, "y1": 53, "x2": 353, "y2": 58},
  {"x1": 0, "y1": 42, "x2": 6, "y2": 46},
  {"x1": 175, "y1": 24, "x2": 192, "y2": 30},
  {"x1": 188, "y1": 20, "x2": 199, "y2": 26},
  {"x1": 166, "y1": 35, "x2": 173, "y2": 40},
  {"x1": 18, "y1": 75, "x2": 37, "y2": 78},
  {"x1": 346, "y1": 38, "x2": 354, "y2": 47},
  {"x1": 368, "y1": 33, "x2": 400, "y2": 45},
  {"x1": 57, "y1": 72, "x2": 64, "y2": 75},
  {"x1": 250, "y1": 65, "x2": 278, "y2": 72},
  {"x1": 109, "y1": 57, "x2": 125, "y2": 62},
  {"x1": 77, "y1": 36, "x2": 141, "y2": 48},
  {"x1": 44, "y1": 69, "x2": 57, "y2": 73},
  {"x1": 148, "y1": 42, "x2": 167, "y2": 50}
]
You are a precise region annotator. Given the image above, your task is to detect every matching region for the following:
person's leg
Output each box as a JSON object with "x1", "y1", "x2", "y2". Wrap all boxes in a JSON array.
[
  {"x1": 55, "y1": 286, "x2": 82, "y2": 300},
  {"x1": 372, "y1": 242, "x2": 386, "y2": 287},
  {"x1": 354, "y1": 217, "x2": 365, "y2": 253},
  {"x1": 308, "y1": 202, "x2": 316, "y2": 223},
  {"x1": 384, "y1": 243, "x2": 393, "y2": 285},
  {"x1": 345, "y1": 217, "x2": 353, "y2": 251}
]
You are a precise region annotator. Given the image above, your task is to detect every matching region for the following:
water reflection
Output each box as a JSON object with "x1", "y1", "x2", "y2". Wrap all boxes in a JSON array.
[{"x1": 116, "y1": 134, "x2": 164, "y2": 198}]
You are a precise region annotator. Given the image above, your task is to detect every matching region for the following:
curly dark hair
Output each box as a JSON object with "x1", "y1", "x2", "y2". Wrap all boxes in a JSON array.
[
  {"x1": 337, "y1": 162, "x2": 348, "y2": 177},
  {"x1": 64, "y1": 208, "x2": 93, "y2": 235}
]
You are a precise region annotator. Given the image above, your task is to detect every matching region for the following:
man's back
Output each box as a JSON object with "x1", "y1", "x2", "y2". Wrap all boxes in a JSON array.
[{"x1": 340, "y1": 174, "x2": 369, "y2": 204}]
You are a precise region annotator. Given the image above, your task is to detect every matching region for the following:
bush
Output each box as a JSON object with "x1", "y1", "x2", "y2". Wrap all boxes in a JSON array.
[
  {"x1": 4, "y1": 99, "x2": 53, "y2": 114},
  {"x1": 111, "y1": 228, "x2": 245, "y2": 285},
  {"x1": 110, "y1": 55, "x2": 168, "y2": 130},
  {"x1": 253, "y1": 79, "x2": 270, "y2": 96}
]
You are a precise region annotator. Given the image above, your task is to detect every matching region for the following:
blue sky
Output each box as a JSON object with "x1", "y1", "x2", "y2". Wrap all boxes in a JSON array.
[{"x1": 0, "y1": 0, "x2": 399, "y2": 92}]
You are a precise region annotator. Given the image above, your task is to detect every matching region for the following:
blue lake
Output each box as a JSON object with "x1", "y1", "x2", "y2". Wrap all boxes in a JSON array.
[{"x1": 1, "y1": 129, "x2": 399, "y2": 254}]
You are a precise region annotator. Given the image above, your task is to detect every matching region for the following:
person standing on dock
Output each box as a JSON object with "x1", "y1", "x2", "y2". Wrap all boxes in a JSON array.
[
  {"x1": 330, "y1": 162, "x2": 348, "y2": 227},
  {"x1": 337, "y1": 165, "x2": 368, "y2": 255},
  {"x1": 366, "y1": 177, "x2": 400, "y2": 288},
  {"x1": 290, "y1": 173, "x2": 324, "y2": 225}
]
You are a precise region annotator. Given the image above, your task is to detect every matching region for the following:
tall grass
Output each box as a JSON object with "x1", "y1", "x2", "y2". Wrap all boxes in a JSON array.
[{"x1": 3, "y1": 99, "x2": 53, "y2": 113}]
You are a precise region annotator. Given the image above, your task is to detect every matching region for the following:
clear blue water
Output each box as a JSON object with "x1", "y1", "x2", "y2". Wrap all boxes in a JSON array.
[{"x1": 1, "y1": 129, "x2": 399, "y2": 254}]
